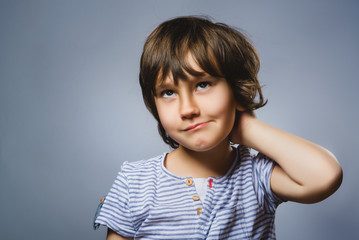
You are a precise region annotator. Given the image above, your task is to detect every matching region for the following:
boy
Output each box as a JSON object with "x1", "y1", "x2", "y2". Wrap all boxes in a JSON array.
[{"x1": 94, "y1": 16, "x2": 342, "y2": 239}]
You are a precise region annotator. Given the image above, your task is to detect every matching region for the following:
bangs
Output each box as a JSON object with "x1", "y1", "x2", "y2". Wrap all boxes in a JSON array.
[{"x1": 156, "y1": 47, "x2": 224, "y2": 89}]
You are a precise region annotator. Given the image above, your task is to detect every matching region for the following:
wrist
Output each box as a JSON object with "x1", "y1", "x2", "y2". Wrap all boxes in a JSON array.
[{"x1": 238, "y1": 113, "x2": 257, "y2": 147}]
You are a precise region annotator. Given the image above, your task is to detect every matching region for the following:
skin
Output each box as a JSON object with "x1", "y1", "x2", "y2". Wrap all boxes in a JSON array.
[
  {"x1": 107, "y1": 54, "x2": 343, "y2": 238},
  {"x1": 230, "y1": 112, "x2": 343, "y2": 203},
  {"x1": 154, "y1": 55, "x2": 240, "y2": 178},
  {"x1": 107, "y1": 229, "x2": 132, "y2": 240}
]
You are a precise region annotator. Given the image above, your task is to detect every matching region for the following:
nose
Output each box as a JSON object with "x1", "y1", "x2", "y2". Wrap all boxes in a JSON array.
[{"x1": 179, "y1": 93, "x2": 200, "y2": 119}]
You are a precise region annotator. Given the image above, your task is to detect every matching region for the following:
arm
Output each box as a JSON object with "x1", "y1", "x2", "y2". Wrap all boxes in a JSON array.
[
  {"x1": 107, "y1": 228, "x2": 133, "y2": 240},
  {"x1": 230, "y1": 112, "x2": 342, "y2": 203}
]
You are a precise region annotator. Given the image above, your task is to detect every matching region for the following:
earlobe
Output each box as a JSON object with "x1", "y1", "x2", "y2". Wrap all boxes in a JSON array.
[{"x1": 235, "y1": 104, "x2": 245, "y2": 112}]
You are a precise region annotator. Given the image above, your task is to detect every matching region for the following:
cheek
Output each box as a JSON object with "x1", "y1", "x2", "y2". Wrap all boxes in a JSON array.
[
  {"x1": 204, "y1": 91, "x2": 237, "y2": 122},
  {"x1": 210, "y1": 99, "x2": 234, "y2": 115},
  {"x1": 159, "y1": 115, "x2": 174, "y2": 131},
  {"x1": 156, "y1": 103, "x2": 176, "y2": 131}
]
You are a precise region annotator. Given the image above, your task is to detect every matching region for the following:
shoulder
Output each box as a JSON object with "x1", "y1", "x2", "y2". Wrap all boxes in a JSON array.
[
  {"x1": 235, "y1": 144, "x2": 252, "y2": 160},
  {"x1": 233, "y1": 145, "x2": 282, "y2": 212},
  {"x1": 120, "y1": 153, "x2": 166, "y2": 180},
  {"x1": 233, "y1": 144, "x2": 259, "y2": 169},
  {"x1": 235, "y1": 144, "x2": 274, "y2": 165},
  {"x1": 231, "y1": 145, "x2": 276, "y2": 179},
  {"x1": 122, "y1": 153, "x2": 164, "y2": 170}
]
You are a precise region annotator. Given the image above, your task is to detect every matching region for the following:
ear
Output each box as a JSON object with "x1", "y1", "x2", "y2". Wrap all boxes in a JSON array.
[{"x1": 235, "y1": 103, "x2": 245, "y2": 112}]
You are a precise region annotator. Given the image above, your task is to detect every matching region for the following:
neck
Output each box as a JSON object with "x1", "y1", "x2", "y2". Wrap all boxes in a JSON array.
[{"x1": 165, "y1": 140, "x2": 235, "y2": 178}]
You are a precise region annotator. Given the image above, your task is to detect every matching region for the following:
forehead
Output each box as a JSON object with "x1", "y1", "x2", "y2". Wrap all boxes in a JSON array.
[
  {"x1": 186, "y1": 53, "x2": 203, "y2": 72},
  {"x1": 155, "y1": 53, "x2": 206, "y2": 87}
]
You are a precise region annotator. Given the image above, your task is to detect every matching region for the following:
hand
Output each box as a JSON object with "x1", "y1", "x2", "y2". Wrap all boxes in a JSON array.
[{"x1": 229, "y1": 110, "x2": 255, "y2": 145}]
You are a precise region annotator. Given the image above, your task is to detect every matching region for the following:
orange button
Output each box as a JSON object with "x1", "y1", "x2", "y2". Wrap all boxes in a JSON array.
[
  {"x1": 192, "y1": 195, "x2": 200, "y2": 201},
  {"x1": 185, "y1": 178, "x2": 193, "y2": 186},
  {"x1": 197, "y1": 208, "x2": 202, "y2": 215}
]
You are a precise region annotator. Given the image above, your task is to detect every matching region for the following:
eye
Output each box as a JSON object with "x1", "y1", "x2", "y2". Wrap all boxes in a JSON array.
[
  {"x1": 161, "y1": 89, "x2": 175, "y2": 98},
  {"x1": 196, "y1": 81, "x2": 211, "y2": 91}
]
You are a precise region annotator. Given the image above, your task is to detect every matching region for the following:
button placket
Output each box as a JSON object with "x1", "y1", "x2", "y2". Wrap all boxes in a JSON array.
[
  {"x1": 196, "y1": 178, "x2": 216, "y2": 236},
  {"x1": 185, "y1": 178, "x2": 203, "y2": 216}
]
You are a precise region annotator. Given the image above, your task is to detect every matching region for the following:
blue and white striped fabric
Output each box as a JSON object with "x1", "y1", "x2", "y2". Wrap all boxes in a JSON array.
[{"x1": 95, "y1": 145, "x2": 283, "y2": 239}]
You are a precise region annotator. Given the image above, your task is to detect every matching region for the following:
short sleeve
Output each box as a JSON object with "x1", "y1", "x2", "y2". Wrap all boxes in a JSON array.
[
  {"x1": 94, "y1": 169, "x2": 136, "y2": 237},
  {"x1": 252, "y1": 153, "x2": 284, "y2": 213}
]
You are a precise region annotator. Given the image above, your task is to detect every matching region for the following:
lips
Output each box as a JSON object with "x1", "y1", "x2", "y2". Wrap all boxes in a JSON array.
[{"x1": 183, "y1": 121, "x2": 210, "y2": 131}]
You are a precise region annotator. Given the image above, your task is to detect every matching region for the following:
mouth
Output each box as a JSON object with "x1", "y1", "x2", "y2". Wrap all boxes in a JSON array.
[{"x1": 183, "y1": 121, "x2": 210, "y2": 131}]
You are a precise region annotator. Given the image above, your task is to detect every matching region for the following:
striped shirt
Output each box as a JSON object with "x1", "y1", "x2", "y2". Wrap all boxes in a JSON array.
[{"x1": 94, "y1": 145, "x2": 283, "y2": 239}]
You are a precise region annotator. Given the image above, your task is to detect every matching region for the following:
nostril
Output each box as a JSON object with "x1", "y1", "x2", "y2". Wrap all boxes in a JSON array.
[
  {"x1": 181, "y1": 112, "x2": 199, "y2": 120},
  {"x1": 180, "y1": 105, "x2": 200, "y2": 119},
  {"x1": 179, "y1": 94, "x2": 200, "y2": 119}
]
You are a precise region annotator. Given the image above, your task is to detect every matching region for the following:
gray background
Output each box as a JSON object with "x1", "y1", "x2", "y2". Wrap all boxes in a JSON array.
[{"x1": 0, "y1": 0, "x2": 358, "y2": 239}]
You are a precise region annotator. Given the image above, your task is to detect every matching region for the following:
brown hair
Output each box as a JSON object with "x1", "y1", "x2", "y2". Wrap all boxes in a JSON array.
[{"x1": 139, "y1": 16, "x2": 266, "y2": 148}]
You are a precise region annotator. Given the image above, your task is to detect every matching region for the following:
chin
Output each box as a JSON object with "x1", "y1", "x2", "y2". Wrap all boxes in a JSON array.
[{"x1": 182, "y1": 139, "x2": 224, "y2": 152}]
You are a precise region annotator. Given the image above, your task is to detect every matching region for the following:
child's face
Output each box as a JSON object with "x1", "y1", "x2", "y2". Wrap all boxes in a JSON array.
[{"x1": 154, "y1": 54, "x2": 238, "y2": 152}]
